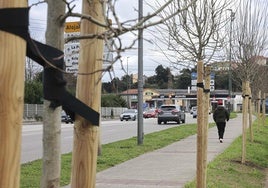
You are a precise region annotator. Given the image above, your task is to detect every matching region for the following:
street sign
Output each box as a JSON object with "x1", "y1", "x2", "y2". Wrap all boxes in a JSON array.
[
  {"x1": 64, "y1": 22, "x2": 80, "y2": 73},
  {"x1": 64, "y1": 21, "x2": 80, "y2": 33},
  {"x1": 64, "y1": 21, "x2": 113, "y2": 73},
  {"x1": 191, "y1": 72, "x2": 215, "y2": 91}
]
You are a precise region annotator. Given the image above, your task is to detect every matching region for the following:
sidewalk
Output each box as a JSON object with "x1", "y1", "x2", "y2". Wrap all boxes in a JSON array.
[{"x1": 64, "y1": 114, "x2": 244, "y2": 188}]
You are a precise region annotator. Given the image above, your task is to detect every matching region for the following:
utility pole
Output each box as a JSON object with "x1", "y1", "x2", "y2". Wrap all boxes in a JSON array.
[
  {"x1": 127, "y1": 57, "x2": 130, "y2": 108},
  {"x1": 137, "y1": 0, "x2": 144, "y2": 145},
  {"x1": 70, "y1": 0, "x2": 104, "y2": 187},
  {"x1": 0, "y1": 1, "x2": 27, "y2": 188}
]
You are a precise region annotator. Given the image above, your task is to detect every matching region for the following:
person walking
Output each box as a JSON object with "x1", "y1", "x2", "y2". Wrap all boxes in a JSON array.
[{"x1": 213, "y1": 100, "x2": 230, "y2": 143}]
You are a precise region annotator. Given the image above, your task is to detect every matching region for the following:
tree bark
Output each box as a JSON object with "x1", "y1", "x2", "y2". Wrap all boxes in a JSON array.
[
  {"x1": 0, "y1": 1, "x2": 27, "y2": 188},
  {"x1": 41, "y1": 1, "x2": 65, "y2": 187},
  {"x1": 71, "y1": 1, "x2": 104, "y2": 187}
]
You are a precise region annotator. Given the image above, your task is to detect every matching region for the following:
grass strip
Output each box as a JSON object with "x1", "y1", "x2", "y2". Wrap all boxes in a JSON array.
[
  {"x1": 185, "y1": 116, "x2": 268, "y2": 188},
  {"x1": 21, "y1": 113, "x2": 238, "y2": 187}
]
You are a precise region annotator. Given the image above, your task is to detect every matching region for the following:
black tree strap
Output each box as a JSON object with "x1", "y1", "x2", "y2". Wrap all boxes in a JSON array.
[
  {"x1": 242, "y1": 94, "x2": 250, "y2": 98},
  {"x1": 0, "y1": 7, "x2": 99, "y2": 126},
  {"x1": 196, "y1": 82, "x2": 210, "y2": 93}
]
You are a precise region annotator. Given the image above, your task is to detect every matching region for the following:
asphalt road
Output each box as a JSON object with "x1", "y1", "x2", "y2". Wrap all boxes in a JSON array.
[{"x1": 21, "y1": 113, "x2": 214, "y2": 164}]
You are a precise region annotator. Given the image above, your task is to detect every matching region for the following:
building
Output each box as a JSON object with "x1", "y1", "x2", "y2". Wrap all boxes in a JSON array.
[
  {"x1": 120, "y1": 88, "x2": 159, "y2": 109},
  {"x1": 120, "y1": 88, "x2": 243, "y2": 112}
]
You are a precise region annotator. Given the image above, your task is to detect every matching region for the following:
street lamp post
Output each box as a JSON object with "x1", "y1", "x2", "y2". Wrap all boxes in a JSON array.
[
  {"x1": 137, "y1": 0, "x2": 144, "y2": 145},
  {"x1": 228, "y1": 9, "x2": 235, "y2": 112},
  {"x1": 126, "y1": 57, "x2": 130, "y2": 108}
]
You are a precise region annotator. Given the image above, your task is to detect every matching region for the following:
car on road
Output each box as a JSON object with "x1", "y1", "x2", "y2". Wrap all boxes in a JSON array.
[
  {"x1": 143, "y1": 109, "x2": 157, "y2": 118},
  {"x1": 192, "y1": 107, "x2": 211, "y2": 118},
  {"x1": 192, "y1": 108, "x2": 197, "y2": 118},
  {"x1": 157, "y1": 105, "x2": 185, "y2": 124},
  {"x1": 190, "y1": 106, "x2": 197, "y2": 115},
  {"x1": 120, "y1": 109, "x2": 137, "y2": 121},
  {"x1": 61, "y1": 111, "x2": 73, "y2": 124}
]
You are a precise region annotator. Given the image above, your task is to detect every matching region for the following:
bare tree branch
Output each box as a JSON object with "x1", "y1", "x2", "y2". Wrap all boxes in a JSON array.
[
  {"x1": 232, "y1": 0, "x2": 268, "y2": 95},
  {"x1": 151, "y1": 0, "x2": 234, "y2": 68}
]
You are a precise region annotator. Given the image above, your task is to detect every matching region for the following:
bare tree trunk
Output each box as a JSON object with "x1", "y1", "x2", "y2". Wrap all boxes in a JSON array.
[
  {"x1": 0, "y1": 1, "x2": 27, "y2": 188},
  {"x1": 71, "y1": 0, "x2": 104, "y2": 187},
  {"x1": 41, "y1": 101, "x2": 62, "y2": 188},
  {"x1": 196, "y1": 60, "x2": 205, "y2": 188},
  {"x1": 41, "y1": 1, "x2": 65, "y2": 187},
  {"x1": 242, "y1": 81, "x2": 249, "y2": 164}
]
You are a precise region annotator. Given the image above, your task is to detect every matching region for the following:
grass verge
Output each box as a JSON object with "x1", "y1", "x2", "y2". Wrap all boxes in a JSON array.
[
  {"x1": 20, "y1": 113, "x2": 245, "y2": 188},
  {"x1": 21, "y1": 122, "x2": 204, "y2": 187},
  {"x1": 185, "y1": 116, "x2": 268, "y2": 188}
]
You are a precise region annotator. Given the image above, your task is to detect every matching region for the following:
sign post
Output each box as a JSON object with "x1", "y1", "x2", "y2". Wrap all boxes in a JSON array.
[{"x1": 64, "y1": 21, "x2": 80, "y2": 73}]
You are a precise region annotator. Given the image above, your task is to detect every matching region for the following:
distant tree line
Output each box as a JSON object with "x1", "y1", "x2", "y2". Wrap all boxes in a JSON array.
[
  {"x1": 24, "y1": 64, "x2": 239, "y2": 107},
  {"x1": 102, "y1": 64, "x2": 240, "y2": 94}
]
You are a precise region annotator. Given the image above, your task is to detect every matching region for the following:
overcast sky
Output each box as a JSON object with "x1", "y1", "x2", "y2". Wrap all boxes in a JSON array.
[{"x1": 28, "y1": 0, "x2": 172, "y2": 82}]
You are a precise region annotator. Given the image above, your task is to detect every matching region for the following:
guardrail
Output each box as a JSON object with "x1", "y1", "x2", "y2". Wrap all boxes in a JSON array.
[{"x1": 23, "y1": 104, "x2": 127, "y2": 120}]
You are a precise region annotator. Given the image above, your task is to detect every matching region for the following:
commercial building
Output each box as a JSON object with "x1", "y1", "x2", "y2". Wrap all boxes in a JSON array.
[{"x1": 120, "y1": 88, "x2": 243, "y2": 112}]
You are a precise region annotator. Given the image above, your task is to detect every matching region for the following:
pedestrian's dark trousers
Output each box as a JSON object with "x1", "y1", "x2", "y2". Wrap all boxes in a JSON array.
[{"x1": 216, "y1": 122, "x2": 226, "y2": 139}]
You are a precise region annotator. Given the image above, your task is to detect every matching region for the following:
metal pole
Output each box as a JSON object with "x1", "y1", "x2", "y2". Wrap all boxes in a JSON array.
[
  {"x1": 127, "y1": 57, "x2": 129, "y2": 108},
  {"x1": 137, "y1": 0, "x2": 144, "y2": 145},
  {"x1": 228, "y1": 10, "x2": 235, "y2": 112}
]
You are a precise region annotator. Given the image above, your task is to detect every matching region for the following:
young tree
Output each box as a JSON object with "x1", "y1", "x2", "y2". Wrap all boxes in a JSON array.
[
  {"x1": 231, "y1": 0, "x2": 268, "y2": 163},
  {"x1": 41, "y1": 0, "x2": 65, "y2": 187},
  {"x1": 152, "y1": 0, "x2": 233, "y2": 187}
]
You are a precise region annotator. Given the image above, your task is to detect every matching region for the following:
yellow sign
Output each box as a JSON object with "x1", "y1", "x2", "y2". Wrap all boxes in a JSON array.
[{"x1": 65, "y1": 22, "x2": 80, "y2": 33}]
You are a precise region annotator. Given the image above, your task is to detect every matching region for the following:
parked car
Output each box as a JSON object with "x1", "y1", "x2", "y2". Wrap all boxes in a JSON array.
[
  {"x1": 260, "y1": 99, "x2": 268, "y2": 113},
  {"x1": 192, "y1": 107, "x2": 211, "y2": 118},
  {"x1": 192, "y1": 108, "x2": 197, "y2": 118},
  {"x1": 157, "y1": 105, "x2": 185, "y2": 124},
  {"x1": 143, "y1": 109, "x2": 157, "y2": 118},
  {"x1": 266, "y1": 99, "x2": 268, "y2": 112},
  {"x1": 190, "y1": 106, "x2": 197, "y2": 114},
  {"x1": 61, "y1": 111, "x2": 73, "y2": 124},
  {"x1": 120, "y1": 109, "x2": 137, "y2": 121}
]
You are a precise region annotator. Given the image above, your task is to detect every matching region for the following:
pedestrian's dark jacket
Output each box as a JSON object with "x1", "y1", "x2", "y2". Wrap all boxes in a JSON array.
[{"x1": 213, "y1": 106, "x2": 230, "y2": 123}]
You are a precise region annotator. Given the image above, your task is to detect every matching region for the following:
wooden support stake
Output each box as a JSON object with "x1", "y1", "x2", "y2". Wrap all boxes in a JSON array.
[
  {"x1": 196, "y1": 60, "x2": 204, "y2": 188},
  {"x1": 248, "y1": 87, "x2": 253, "y2": 142},
  {"x1": 202, "y1": 66, "x2": 211, "y2": 187},
  {"x1": 257, "y1": 90, "x2": 261, "y2": 130},
  {"x1": 0, "y1": 1, "x2": 27, "y2": 188},
  {"x1": 71, "y1": 1, "x2": 104, "y2": 188},
  {"x1": 241, "y1": 81, "x2": 249, "y2": 164},
  {"x1": 262, "y1": 92, "x2": 266, "y2": 126}
]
